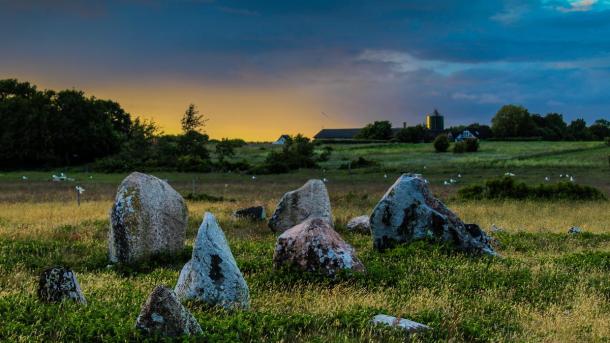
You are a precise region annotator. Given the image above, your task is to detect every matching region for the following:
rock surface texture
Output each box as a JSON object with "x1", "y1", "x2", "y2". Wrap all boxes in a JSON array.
[
  {"x1": 233, "y1": 206, "x2": 266, "y2": 220},
  {"x1": 268, "y1": 179, "x2": 333, "y2": 233},
  {"x1": 370, "y1": 174, "x2": 496, "y2": 255},
  {"x1": 346, "y1": 215, "x2": 371, "y2": 234},
  {"x1": 371, "y1": 314, "x2": 430, "y2": 333},
  {"x1": 174, "y1": 213, "x2": 250, "y2": 309},
  {"x1": 135, "y1": 286, "x2": 202, "y2": 337},
  {"x1": 109, "y1": 172, "x2": 188, "y2": 264},
  {"x1": 273, "y1": 218, "x2": 365, "y2": 276},
  {"x1": 37, "y1": 266, "x2": 87, "y2": 304}
]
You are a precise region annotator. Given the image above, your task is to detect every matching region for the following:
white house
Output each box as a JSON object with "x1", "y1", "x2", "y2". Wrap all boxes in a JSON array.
[
  {"x1": 455, "y1": 130, "x2": 478, "y2": 142},
  {"x1": 273, "y1": 135, "x2": 290, "y2": 145}
]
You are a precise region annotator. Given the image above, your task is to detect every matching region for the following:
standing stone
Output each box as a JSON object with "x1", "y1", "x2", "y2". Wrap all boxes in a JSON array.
[
  {"x1": 135, "y1": 286, "x2": 202, "y2": 337},
  {"x1": 38, "y1": 266, "x2": 87, "y2": 304},
  {"x1": 370, "y1": 174, "x2": 496, "y2": 255},
  {"x1": 109, "y1": 172, "x2": 188, "y2": 264},
  {"x1": 268, "y1": 179, "x2": 332, "y2": 233},
  {"x1": 174, "y1": 212, "x2": 250, "y2": 310},
  {"x1": 273, "y1": 218, "x2": 365, "y2": 276},
  {"x1": 346, "y1": 215, "x2": 371, "y2": 234},
  {"x1": 371, "y1": 314, "x2": 430, "y2": 333},
  {"x1": 233, "y1": 206, "x2": 266, "y2": 220}
]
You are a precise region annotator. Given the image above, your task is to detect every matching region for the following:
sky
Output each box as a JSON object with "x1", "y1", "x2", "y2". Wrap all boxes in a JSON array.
[{"x1": 2, "y1": 0, "x2": 610, "y2": 140}]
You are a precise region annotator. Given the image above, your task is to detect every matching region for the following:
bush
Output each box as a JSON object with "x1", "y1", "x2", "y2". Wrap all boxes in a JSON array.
[
  {"x1": 256, "y1": 134, "x2": 318, "y2": 174},
  {"x1": 453, "y1": 138, "x2": 478, "y2": 153},
  {"x1": 453, "y1": 141, "x2": 466, "y2": 153},
  {"x1": 433, "y1": 134, "x2": 450, "y2": 152},
  {"x1": 339, "y1": 156, "x2": 378, "y2": 169},
  {"x1": 458, "y1": 177, "x2": 607, "y2": 201},
  {"x1": 605, "y1": 137, "x2": 610, "y2": 146},
  {"x1": 464, "y1": 138, "x2": 479, "y2": 152}
]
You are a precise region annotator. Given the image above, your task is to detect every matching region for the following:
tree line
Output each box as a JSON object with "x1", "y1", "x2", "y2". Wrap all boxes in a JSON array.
[
  {"x1": 357, "y1": 105, "x2": 609, "y2": 142},
  {"x1": 0, "y1": 79, "x2": 326, "y2": 173}
]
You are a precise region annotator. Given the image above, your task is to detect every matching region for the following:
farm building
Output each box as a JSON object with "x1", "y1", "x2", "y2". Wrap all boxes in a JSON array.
[
  {"x1": 313, "y1": 128, "x2": 405, "y2": 141},
  {"x1": 272, "y1": 135, "x2": 290, "y2": 145},
  {"x1": 455, "y1": 130, "x2": 478, "y2": 141}
]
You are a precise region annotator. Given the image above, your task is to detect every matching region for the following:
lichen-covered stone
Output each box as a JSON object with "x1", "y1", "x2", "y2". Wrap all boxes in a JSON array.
[
  {"x1": 346, "y1": 215, "x2": 371, "y2": 234},
  {"x1": 135, "y1": 285, "x2": 202, "y2": 337},
  {"x1": 268, "y1": 179, "x2": 332, "y2": 233},
  {"x1": 174, "y1": 213, "x2": 250, "y2": 310},
  {"x1": 370, "y1": 173, "x2": 496, "y2": 255},
  {"x1": 109, "y1": 172, "x2": 188, "y2": 264},
  {"x1": 233, "y1": 206, "x2": 266, "y2": 220},
  {"x1": 273, "y1": 218, "x2": 365, "y2": 276},
  {"x1": 37, "y1": 266, "x2": 87, "y2": 304}
]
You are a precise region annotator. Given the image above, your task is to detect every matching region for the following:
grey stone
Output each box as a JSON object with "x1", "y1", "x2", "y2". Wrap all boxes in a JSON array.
[
  {"x1": 37, "y1": 266, "x2": 87, "y2": 305},
  {"x1": 174, "y1": 212, "x2": 250, "y2": 310},
  {"x1": 346, "y1": 215, "x2": 371, "y2": 234},
  {"x1": 268, "y1": 179, "x2": 332, "y2": 233},
  {"x1": 370, "y1": 174, "x2": 496, "y2": 256},
  {"x1": 233, "y1": 206, "x2": 266, "y2": 220},
  {"x1": 135, "y1": 285, "x2": 202, "y2": 337},
  {"x1": 109, "y1": 172, "x2": 188, "y2": 264},
  {"x1": 371, "y1": 314, "x2": 430, "y2": 333},
  {"x1": 273, "y1": 218, "x2": 365, "y2": 277},
  {"x1": 568, "y1": 226, "x2": 583, "y2": 234}
]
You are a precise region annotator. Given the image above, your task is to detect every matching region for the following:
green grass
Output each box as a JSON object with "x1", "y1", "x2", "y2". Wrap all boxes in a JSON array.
[{"x1": 1, "y1": 140, "x2": 610, "y2": 342}]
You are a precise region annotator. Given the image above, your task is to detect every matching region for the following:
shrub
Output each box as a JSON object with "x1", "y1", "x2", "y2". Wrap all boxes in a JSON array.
[
  {"x1": 453, "y1": 138, "x2": 478, "y2": 153},
  {"x1": 317, "y1": 146, "x2": 333, "y2": 162},
  {"x1": 339, "y1": 156, "x2": 378, "y2": 169},
  {"x1": 605, "y1": 137, "x2": 610, "y2": 146},
  {"x1": 453, "y1": 141, "x2": 466, "y2": 153},
  {"x1": 256, "y1": 134, "x2": 318, "y2": 173},
  {"x1": 464, "y1": 138, "x2": 479, "y2": 152},
  {"x1": 458, "y1": 176, "x2": 607, "y2": 201},
  {"x1": 433, "y1": 134, "x2": 450, "y2": 152}
]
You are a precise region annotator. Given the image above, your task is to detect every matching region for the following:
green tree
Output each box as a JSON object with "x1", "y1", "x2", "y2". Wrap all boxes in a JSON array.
[
  {"x1": 181, "y1": 104, "x2": 207, "y2": 133},
  {"x1": 568, "y1": 118, "x2": 592, "y2": 140},
  {"x1": 589, "y1": 119, "x2": 610, "y2": 140},
  {"x1": 395, "y1": 125, "x2": 428, "y2": 143},
  {"x1": 356, "y1": 120, "x2": 393, "y2": 140},
  {"x1": 491, "y1": 105, "x2": 536, "y2": 138},
  {"x1": 216, "y1": 138, "x2": 236, "y2": 162}
]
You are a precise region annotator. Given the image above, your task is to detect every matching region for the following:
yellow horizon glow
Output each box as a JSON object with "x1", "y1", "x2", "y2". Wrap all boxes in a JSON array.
[{"x1": 6, "y1": 73, "x2": 354, "y2": 141}]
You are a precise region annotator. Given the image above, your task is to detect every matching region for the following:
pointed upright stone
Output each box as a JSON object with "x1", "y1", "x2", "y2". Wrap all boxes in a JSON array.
[
  {"x1": 370, "y1": 173, "x2": 496, "y2": 255},
  {"x1": 109, "y1": 172, "x2": 188, "y2": 264},
  {"x1": 174, "y1": 212, "x2": 250, "y2": 310},
  {"x1": 268, "y1": 179, "x2": 332, "y2": 233},
  {"x1": 136, "y1": 286, "x2": 202, "y2": 337}
]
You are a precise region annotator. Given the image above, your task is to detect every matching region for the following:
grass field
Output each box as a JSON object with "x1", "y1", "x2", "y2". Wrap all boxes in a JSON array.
[{"x1": 1, "y1": 141, "x2": 609, "y2": 342}]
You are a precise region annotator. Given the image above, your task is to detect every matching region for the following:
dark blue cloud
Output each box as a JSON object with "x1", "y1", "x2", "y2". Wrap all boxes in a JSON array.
[{"x1": 1, "y1": 0, "x2": 609, "y2": 125}]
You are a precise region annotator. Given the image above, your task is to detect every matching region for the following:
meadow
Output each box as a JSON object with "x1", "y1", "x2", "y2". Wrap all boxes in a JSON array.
[{"x1": 1, "y1": 141, "x2": 610, "y2": 342}]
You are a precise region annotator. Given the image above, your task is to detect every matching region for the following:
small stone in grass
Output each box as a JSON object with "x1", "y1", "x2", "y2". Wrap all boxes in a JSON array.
[{"x1": 371, "y1": 314, "x2": 430, "y2": 333}]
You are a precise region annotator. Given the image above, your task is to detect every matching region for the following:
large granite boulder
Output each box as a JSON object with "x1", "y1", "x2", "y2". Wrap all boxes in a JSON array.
[
  {"x1": 346, "y1": 215, "x2": 371, "y2": 234},
  {"x1": 37, "y1": 266, "x2": 87, "y2": 304},
  {"x1": 273, "y1": 218, "x2": 365, "y2": 276},
  {"x1": 109, "y1": 172, "x2": 188, "y2": 264},
  {"x1": 135, "y1": 285, "x2": 202, "y2": 337},
  {"x1": 174, "y1": 213, "x2": 250, "y2": 310},
  {"x1": 268, "y1": 179, "x2": 332, "y2": 233},
  {"x1": 370, "y1": 174, "x2": 496, "y2": 255}
]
